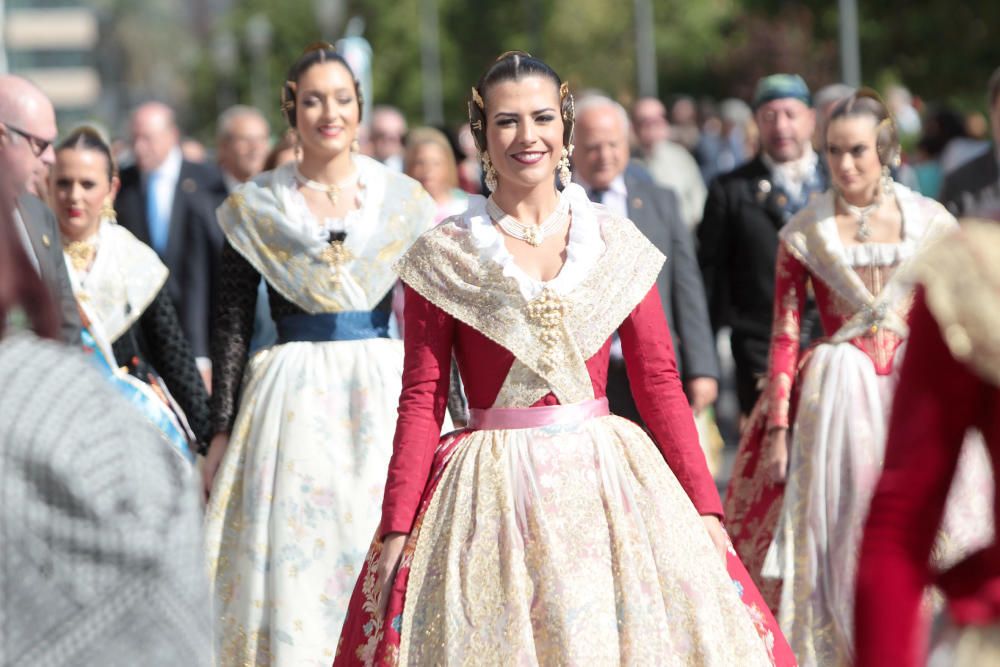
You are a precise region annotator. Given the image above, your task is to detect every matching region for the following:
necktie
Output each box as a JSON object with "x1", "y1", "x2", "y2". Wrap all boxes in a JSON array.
[
  {"x1": 146, "y1": 171, "x2": 169, "y2": 256},
  {"x1": 588, "y1": 188, "x2": 606, "y2": 204}
]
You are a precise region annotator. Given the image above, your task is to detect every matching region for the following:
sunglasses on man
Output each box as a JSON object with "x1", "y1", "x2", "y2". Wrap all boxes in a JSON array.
[{"x1": 2, "y1": 122, "x2": 52, "y2": 157}]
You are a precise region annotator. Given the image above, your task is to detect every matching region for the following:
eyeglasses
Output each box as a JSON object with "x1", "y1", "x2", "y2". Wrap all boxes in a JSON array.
[{"x1": 2, "y1": 122, "x2": 52, "y2": 158}]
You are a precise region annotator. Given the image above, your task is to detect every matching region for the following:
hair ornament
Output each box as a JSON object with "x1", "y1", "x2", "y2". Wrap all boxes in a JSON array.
[
  {"x1": 471, "y1": 87, "x2": 484, "y2": 110},
  {"x1": 495, "y1": 50, "x2": 532, "y2": 62},
  {"x1": 559, "y1": 82, "x2": 570, "y2": 100},
  {"x1": 302, "y1": 41, "x2": 336, "y2": 57}
]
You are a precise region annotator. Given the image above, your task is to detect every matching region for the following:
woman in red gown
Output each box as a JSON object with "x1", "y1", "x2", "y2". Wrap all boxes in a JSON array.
[
  {"x1": 856, "y1": 219, "x2": 1000, "y2": 667},
  {"x1": 333, "y1": 51, "x2": 793, "y2": 666}
]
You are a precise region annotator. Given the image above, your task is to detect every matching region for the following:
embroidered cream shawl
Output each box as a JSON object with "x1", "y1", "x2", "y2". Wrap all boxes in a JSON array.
[
  {"x1": 217, "y1": 155, "x2": 436, "y2": 313},
  {"x1": 396, "y1": 197, "x2": 665, "y2": 408},
  {"x1": 918, "y1": 219, "x2": 1000, "y2": 385},
  {"x1": 64, "y1": 220, "x2": 168, "y2": 343}
]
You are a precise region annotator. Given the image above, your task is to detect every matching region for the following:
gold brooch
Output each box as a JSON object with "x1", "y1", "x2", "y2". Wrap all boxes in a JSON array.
[
  {"x1": 525, "y1": 288, "x2": 569, "y2": 370},
  {"x1": 321, "y1": 239, "x2": 354, "y2": 288}
]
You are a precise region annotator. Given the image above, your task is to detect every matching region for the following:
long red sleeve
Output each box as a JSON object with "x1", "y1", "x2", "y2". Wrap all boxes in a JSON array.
[
  {"x1": 855, "y1": 289, "x2": 982, "y2": 667},
  {"x1": 619, "y1": 285, "x2": 723, "y2": 517},
  {"x1": 765, "y1": 243, "x2": 808, "y2": 429},
  {"x1": 379, "y1": 284, "x2": 454, "y2": 537}
]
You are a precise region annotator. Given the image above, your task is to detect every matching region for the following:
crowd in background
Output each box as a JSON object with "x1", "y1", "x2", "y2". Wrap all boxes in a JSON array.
[{"x1": 3, "y1": 49, "x2": 1000, "y2": 665}]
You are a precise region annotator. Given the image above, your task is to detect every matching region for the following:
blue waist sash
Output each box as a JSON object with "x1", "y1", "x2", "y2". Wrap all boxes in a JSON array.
[{"x1": 276, "y1": 311, "x2": 391, "y2": 343}]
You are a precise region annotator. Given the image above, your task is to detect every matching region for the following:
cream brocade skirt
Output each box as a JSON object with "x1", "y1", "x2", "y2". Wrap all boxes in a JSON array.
[
  {"x1": 204, "y1": 338, "x2": 417, "y2": 666},
  {"x1": 397, "y1": 414, "x2": 777, "y2": 666}
]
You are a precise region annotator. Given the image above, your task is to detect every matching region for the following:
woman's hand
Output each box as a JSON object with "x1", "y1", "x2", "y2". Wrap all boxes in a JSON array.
[
  {"x1": 377, "y1": 532, "x2": 408, "y2": 621},
  {"x1": 701, "y1": 515, "x2": 728, "y2": 563},
  {"x1": 201, "y1": 432, "x2": 229, "y2": 502},
  {"x1": 764, "y1": 427, "x2": 789, "y2": 484}
]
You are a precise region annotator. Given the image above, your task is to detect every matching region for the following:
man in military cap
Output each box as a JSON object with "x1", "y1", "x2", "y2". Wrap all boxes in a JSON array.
[{"x1": 698, "y1": 74, "x2": 826, "y2": 416}]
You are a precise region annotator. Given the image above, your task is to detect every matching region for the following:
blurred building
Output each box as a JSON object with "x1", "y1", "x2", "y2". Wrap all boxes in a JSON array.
[{"x1": 3, "y1": 0, "x2": 101, "y2": 128}]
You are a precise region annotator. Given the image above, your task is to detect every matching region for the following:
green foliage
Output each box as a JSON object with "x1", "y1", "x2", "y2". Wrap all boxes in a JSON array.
[{"x1": 104, "y1": 0, "x2": 998, "y2": 139}]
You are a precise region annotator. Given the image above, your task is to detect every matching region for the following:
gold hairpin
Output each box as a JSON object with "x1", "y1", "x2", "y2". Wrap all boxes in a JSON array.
[
  {"x1": 471, "y1": 87, "x2": 484, "y2": 110},
  {"x1": 495, "y1": 50, "x2": 532, "y2": 62},
  {"x1": 559, "y1": 82, "x2": 570, "y2": 99}
]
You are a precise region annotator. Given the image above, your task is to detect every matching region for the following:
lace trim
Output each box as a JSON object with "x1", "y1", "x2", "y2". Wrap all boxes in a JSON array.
[
  {"x1": 396, "y1": 207, "x2": 664, "y2": 407},
  {"x1": 919, "y1": 220, "x2": 1000, "y2": 385},
  {"x1": 464, "y1": 183, "x2": 605, "y2": 300}
]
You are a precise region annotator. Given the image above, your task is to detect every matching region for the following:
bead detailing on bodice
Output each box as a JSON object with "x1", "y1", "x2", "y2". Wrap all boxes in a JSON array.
[{"x1": 524, "y1": 288, "x2": 570, "y2": 371}]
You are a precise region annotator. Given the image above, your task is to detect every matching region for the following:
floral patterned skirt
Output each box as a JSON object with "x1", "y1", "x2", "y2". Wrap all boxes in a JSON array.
[
  {"x1": 204, "y1": 338, "x2": 412, "y2": 666},
  {"x1": 335, "y1": 414, "x2": 795, "y2": 666}
]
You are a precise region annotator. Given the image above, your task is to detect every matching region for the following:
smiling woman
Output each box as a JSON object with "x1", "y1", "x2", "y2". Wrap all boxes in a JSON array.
[
  {"x1": 334, "y1": 51, "x2": 794, "y2": 667},
  {"x1": 200, "y1": 43, "x2": 442, "y2": 666}
]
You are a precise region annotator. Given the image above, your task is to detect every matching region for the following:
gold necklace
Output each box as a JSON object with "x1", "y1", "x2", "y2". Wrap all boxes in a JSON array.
[
  {"x1": 64, "y1": 238, "x2": 98, "y2": 272},
  {"x1": 294, "y1": 164, "x2": 358, "y2": 207}
]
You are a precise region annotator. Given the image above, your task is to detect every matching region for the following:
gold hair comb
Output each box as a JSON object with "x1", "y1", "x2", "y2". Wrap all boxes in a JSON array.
[
  {"x1": 471, "y1": 87, "x2": 484, "y2": 110},
  {"x1": 495, "y1": 50, "x2": 532, "y2": 62}
]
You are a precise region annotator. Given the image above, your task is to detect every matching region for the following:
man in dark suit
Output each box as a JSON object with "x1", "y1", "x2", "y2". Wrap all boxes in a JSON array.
[
  {"x1": 940, "y1": 66, "x2": 1000, "y2": 220},
  {"x1": 209, "y1": 104, "x2": 276, "y2": 352},
  {"x1": 116, "y1": 102, "x2": 221, "y2": 372},
  {"x1": 0, "y1": 74, "x2": 81, "y2": 343},
  {"x1": 697, "y1": 74, "x2": 826, "y2": 416},
  {"x1": 573, "y1": 95, "x2": 720, "y2": 421}
]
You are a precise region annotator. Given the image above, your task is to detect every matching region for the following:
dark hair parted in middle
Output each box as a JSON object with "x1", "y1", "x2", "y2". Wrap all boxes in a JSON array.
[
  {"x1": 826, "y1": 89, "x2": 900, "y2": 166},
  {"x1": 281, "y1": 42, "x2": 364, "y2": 128},
  {"x1": 468, "y1": 51, "x2": 575, "y2": 154},
  {"x1": 55, "y1": 125, "x2": 117, "y2": 182}
]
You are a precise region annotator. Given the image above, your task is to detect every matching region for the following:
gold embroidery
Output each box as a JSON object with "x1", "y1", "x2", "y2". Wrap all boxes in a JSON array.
[
  {"x1": 320, "y1": 238, "x2": 355, "y2": 288},
  {"x1": 396, "y1": 212, "x2": 664, "y2": 407},
  {"x1": 399, "y1": 420, "x2": 775, "y2": 666},
  {"x1": 218, "y1": 165, "x2": 434, "y2": 313}
]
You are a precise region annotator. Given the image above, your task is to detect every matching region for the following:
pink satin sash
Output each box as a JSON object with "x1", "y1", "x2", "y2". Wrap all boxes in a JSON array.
[{"x1": 468, "y1": 397, "x2": 610, "y2": 431}]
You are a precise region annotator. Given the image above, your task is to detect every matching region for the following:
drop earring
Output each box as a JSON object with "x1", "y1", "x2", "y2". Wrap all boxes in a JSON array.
[
  {"x1": 881, "y1": 164, "x2": 893, "y2": 196},
  {"x1": 481, "y1": 152, "x2": 498, "y2": 192},
  {"x1": 557, "y1": 144, "x2": 573, "y2": 189},
  {"x1": 100, "y1": 199, "x2": 117, "y2": 223}
]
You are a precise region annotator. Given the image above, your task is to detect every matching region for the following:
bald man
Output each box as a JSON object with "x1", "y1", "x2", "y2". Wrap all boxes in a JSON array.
[
  {"x1": 632, "y1": 97, "x2": 707, "y2": 230},
  {"x1": 115, "y1": 102, "x2": 221, "y2": 366},
  {"x1": 573, "y1": 95, "x2": 720, "y2": 422},
  {"x1": 0, "y1": 75, "x2": 81, "y2": 342}
]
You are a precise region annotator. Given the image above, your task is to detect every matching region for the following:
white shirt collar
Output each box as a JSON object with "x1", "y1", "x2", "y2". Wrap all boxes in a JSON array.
[{"x1": 149, "y1": 146, "x2": 183, "y2": 182}]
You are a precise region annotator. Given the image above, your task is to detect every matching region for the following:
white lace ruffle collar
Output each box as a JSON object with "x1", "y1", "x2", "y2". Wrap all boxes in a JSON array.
[
  {"x1": 461, "y1": 183, "x2": 605, "y2": 300},
  {"x1": 270, "y1": 154, "x2": 385, "y2": 245}
]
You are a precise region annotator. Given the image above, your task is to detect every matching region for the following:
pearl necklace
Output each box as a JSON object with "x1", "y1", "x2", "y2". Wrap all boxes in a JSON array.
[
  {"x1": 837, "y1": 190, "x2": 882, "y2": 242},
  {"x1": 486, "y1": 194, "x2": 569, "y2": 247},
  {"x1": 294, "y1": 165, "x2": 358, "y2": 207}
]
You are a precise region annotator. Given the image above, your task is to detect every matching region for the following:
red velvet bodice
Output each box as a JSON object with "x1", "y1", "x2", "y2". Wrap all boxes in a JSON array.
[
  {"x1": 766, "y1": 243, "x2": 910, "y2": 428},
  {"x1": 380, "y1": 283, "x2": 721, "y2": 537}
]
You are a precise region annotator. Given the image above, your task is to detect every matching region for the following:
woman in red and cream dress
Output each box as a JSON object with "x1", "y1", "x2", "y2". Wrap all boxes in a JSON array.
[
  {"x1": 726, "y1": 90, "x2": 992, "y2": 665},
  {"x1": 334, "y1": 51, "x2": 793, "y2": 666}
]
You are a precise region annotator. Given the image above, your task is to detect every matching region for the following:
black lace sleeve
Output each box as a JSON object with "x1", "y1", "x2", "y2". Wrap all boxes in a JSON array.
[
  {"x1": 137, "y1": 289, "x2": 213, "y2": 447},
  {"x1": 209, "y1": 241, "x2": 260, "y2": 436}
]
